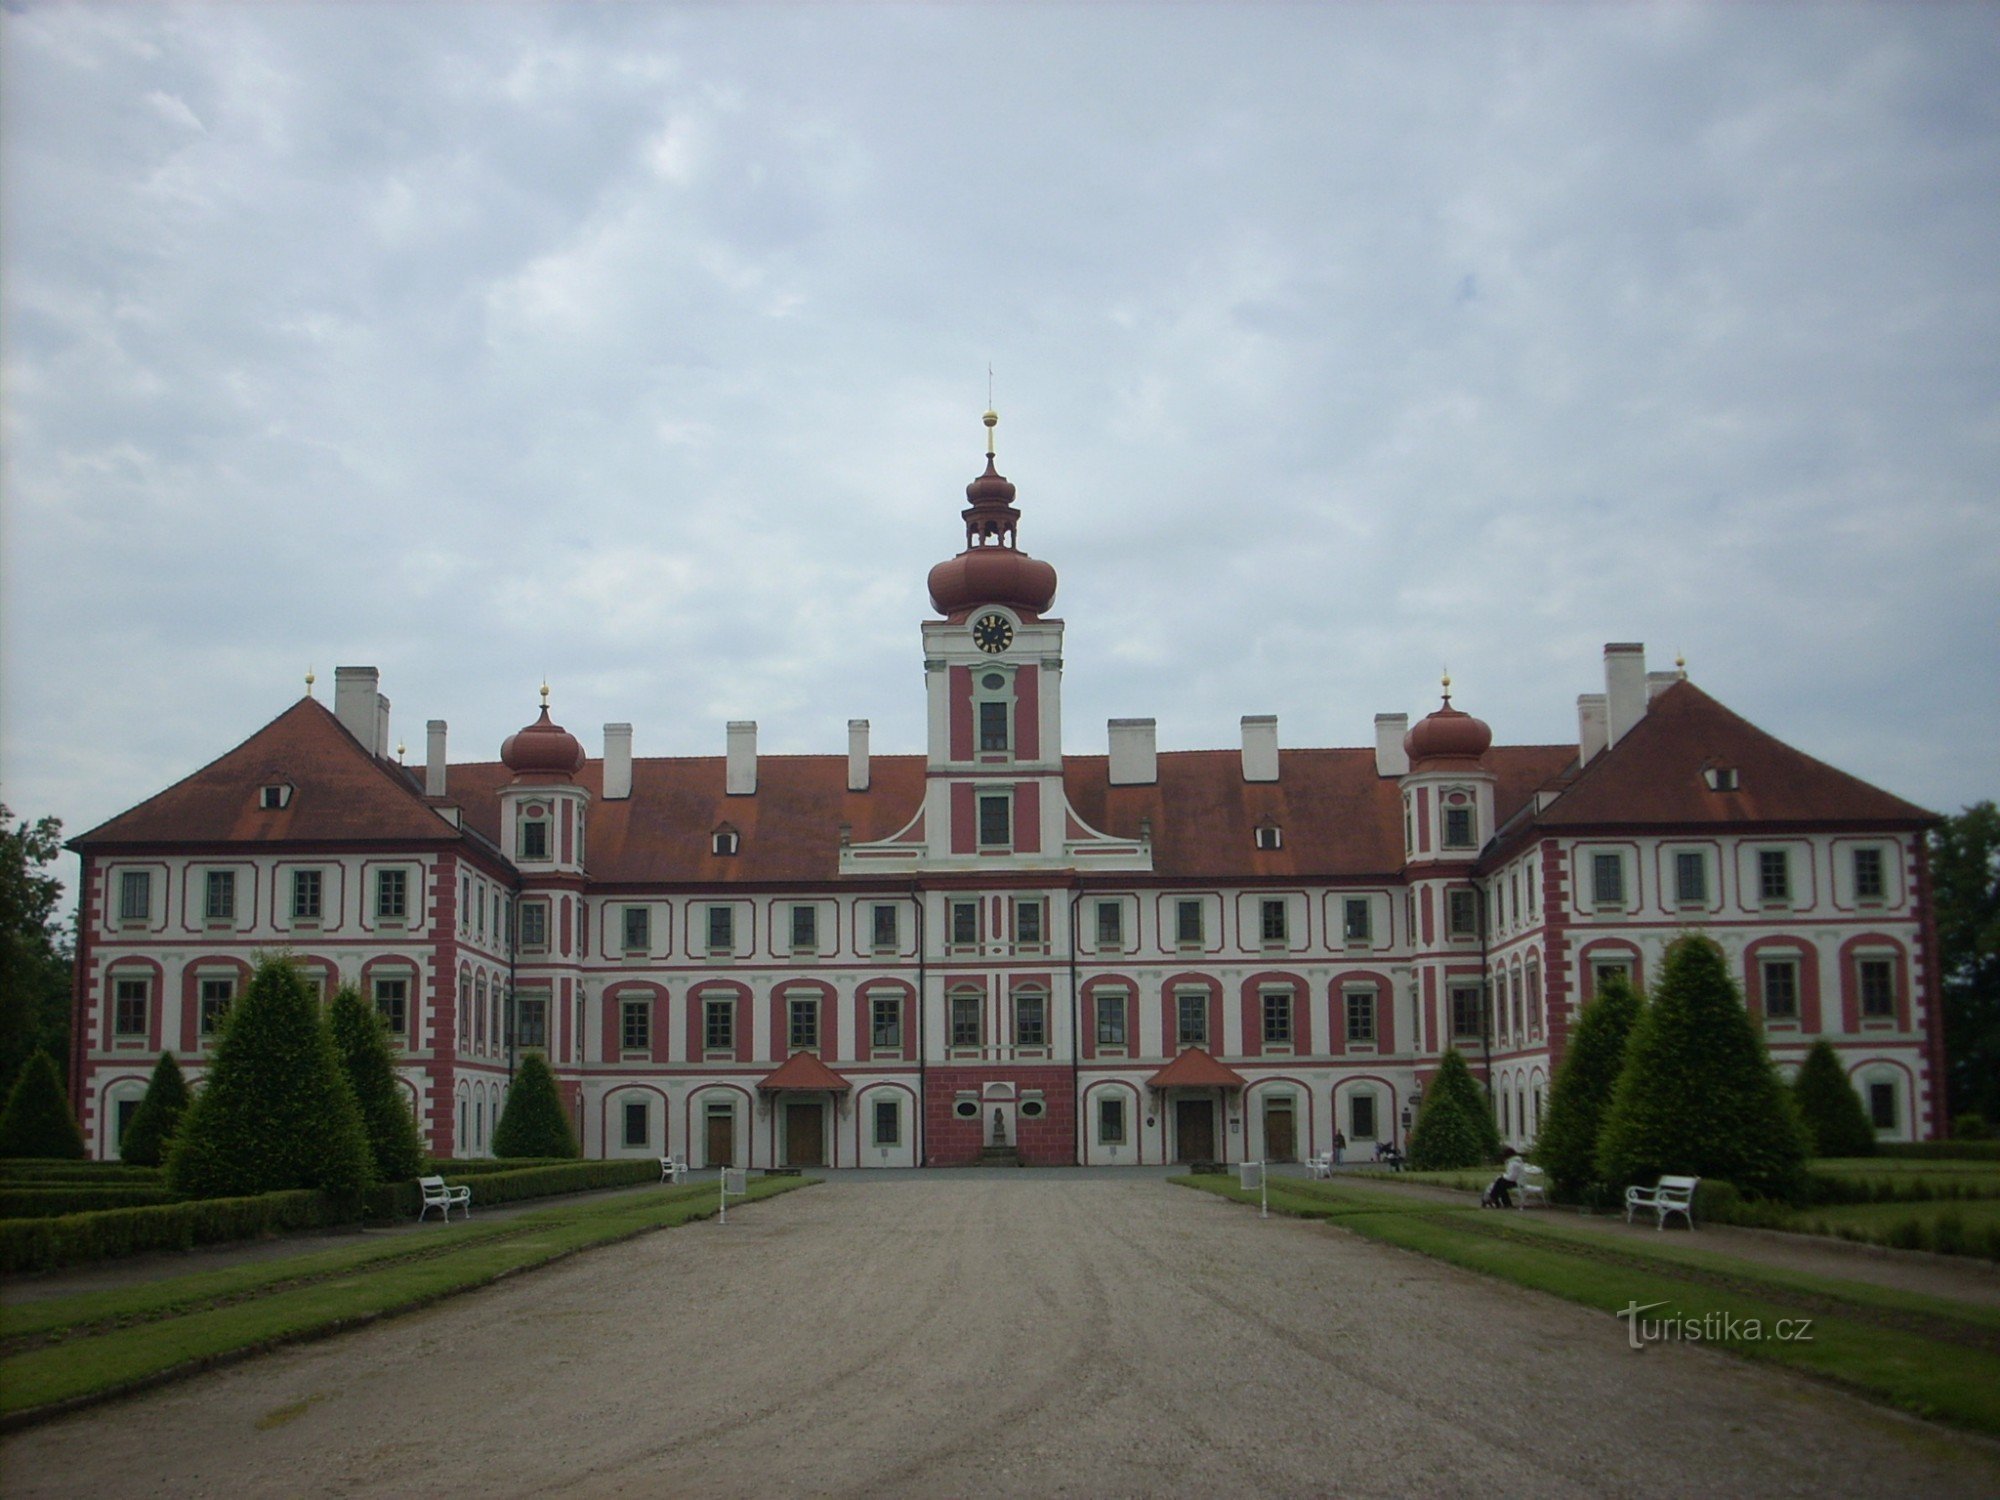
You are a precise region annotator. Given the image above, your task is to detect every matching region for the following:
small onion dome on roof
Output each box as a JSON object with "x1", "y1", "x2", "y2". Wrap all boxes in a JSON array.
[
  {"x1": 1404, "y1": 678, "x2": 1492, "y2": 769},
  {"x1": 501, "y1": 691, "x2": 586, "y2": 780}
]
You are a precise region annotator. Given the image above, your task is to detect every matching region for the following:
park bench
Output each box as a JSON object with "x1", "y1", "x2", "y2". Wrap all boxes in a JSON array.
[
  {"x1": 1624, "y1": 1174, "x2": 1699, "y2": 1230},
  {"x1": 1514, "y1": 1164, "x2": 1547, "y2": 1209},
  {"x1": 660, "y1": 1154, "x2": 688, "y2": 1185},
  {"x1": 418, "y1": 1175, "x2": 472, "y2": 1222},
  {"x1": 1305, "y1": 1151, "x2": 1334, "y2": 1179}
]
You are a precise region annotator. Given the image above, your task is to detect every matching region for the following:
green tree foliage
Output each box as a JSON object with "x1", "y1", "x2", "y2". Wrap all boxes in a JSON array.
[
  {"x1": 1934, "y1": 802, "x2": 2000, "y2": 1124},
  {"x1": 1535, "y1": 972, "x2": 1643, "y2": 1197},
  {"x1": 119, "y1": 1051, "x2": 193, "y2": 1166},
  {"x1": 0, "y1": 1050, "x2": 86, "y2": 1159},
  {"x1": 166, "y1": 957, "x2": 372, "y2": 1198},
  {"x1": 491, "y1": 1051, "x2": 578, "y2": 1159},
  {"x1": 327, "y1": 984, "x2": 426, "y2": 1182},
  {"x1": 1406, "y1": 1047, "x2": 1502, "y2": 1170},
  {"x1": 0, "y1": 805, "x2": 73, "y2": 1102},
  {"x1": 1792, "y1": 1040, "x2": 1877, "y2": 1158},
  {"x1": 1596, "y1": 935, "x2": 1809, "y2": 1199}
]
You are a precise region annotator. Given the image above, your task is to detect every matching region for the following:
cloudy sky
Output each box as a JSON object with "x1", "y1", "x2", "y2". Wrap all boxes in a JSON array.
[{"x1": 5, "y1": 2, "x2": 1997, "y2": 883}]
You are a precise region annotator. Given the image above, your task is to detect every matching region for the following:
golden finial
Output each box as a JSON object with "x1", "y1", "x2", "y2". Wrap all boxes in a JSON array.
[
  {"x1": 983, "y1": 407, "x2": 998, "y2": 459},
  {"x1": 540, "y1": 680, "x2": 551, "y2": 708},
  {"x1": 396, "y1": 739, "x2": 407, "y2": 764},
  {"x1": 304, "y1": 665, "x2": 316, "y2": 698},
  {"x1": 1675, "y1": 651, "x2": 1688, "y2": 679},
  {"x1": 1441, "y1": 668, "x2": 1452, "y2": 705}
]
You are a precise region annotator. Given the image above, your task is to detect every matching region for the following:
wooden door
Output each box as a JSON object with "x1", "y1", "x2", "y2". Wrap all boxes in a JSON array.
[
  {"x1": 1264, "y1": 1100, "x2": 1296, "y2": 1162},
  {"x1": 786, "y1": 1102, "x2": 824, "y2": 1167},
  {"x1": 1175, "y1": 1099, "x2": 1215, "y2": 1162},
  {"x1": 705, "y1": 1106, "x2": 735, "y2": 1167}
]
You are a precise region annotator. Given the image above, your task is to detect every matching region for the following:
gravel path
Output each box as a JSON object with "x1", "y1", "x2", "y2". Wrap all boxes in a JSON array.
[{"x1": 4, "y1": 1176, "x2": 1997, "y2": 1498}]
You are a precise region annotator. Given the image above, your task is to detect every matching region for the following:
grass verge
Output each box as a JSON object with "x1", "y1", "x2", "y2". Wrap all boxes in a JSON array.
[
  {"x1": 0, "y1": 1176, "x2": 812, "y2": 1428},
  {"x1": 1176, "y1": 1174, "x2": 2000, "y2": 1436}
]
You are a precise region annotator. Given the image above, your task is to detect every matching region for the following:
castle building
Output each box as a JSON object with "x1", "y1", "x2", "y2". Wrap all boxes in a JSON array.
[{"x1": 67, "y1": 417, "x2": 1944, "y2": 1167}]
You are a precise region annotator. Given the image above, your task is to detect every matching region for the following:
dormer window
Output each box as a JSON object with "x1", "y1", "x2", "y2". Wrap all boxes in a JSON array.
[
  {"x1": 1703, "y1": 766, "x2": 1740, "y2": 792},
  {"x1": 259, "y1": 783, "x2": 293, "y2": 810},
  {"x1": 711, "y1": 826, "x2": 740, "y2": 857},
  {"x1": 1255, "y1": 822, "x2": 1282, "y2": 851},
  {"x1": 518, "y1": 814, "x2": 550, "y2": 861}
]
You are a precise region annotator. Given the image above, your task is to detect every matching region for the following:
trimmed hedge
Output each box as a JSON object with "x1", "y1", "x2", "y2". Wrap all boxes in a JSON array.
[
  {"x1": 0, "y1": 1190, "x2": 357, "y2": 1275},
  {"x1": 0, "y1": 1161, "x2": 162, "y2": 1184},
  {"x1": 420, "y1": 1158, "x2": 582, "y2": 1177},
  {"x1": 0, "y1": 1187, "x2": 179, "y2": 1218},
  {"x1": 367, "y1": 1158, "x2": 661, "y2": 1220},
  {"x1": 1877, "y1": 1141, "x2": 2000, "y2": 1162}
]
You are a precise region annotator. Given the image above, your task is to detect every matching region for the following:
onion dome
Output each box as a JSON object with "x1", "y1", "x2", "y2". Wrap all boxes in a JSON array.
[
  {"x1": 501, "y1": 686, "x2": 585, "y2": 780},
  {"x1": 926, "y1": 410, "x2": 1059, "y2": 620},
  {"x1": 1404, "y1": 676, "x2": 1492, "y2": 769}
]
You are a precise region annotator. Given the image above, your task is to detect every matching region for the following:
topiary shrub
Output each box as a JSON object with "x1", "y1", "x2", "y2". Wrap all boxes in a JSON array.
[
  {"x1": 1406, "y1": 1047, "x2": 1502, "y2": 1171},
  {"x1": 166, "y1": 956, "x2": 373, "y2": 1199},
  {"x1": 1535, "y1": 972, "x2": 1642, "y2": 1199},
  {"x1": 1791, "y1": 1040, "x2": 1877, "y2": 1158},
  {"x1": 1596, "y1": 935, "x2": 1810, "y2": 1201},
  {"x1": 491, "y1": 1052, "x2": 579, "y2": 1160},
  {"x1": 1955, "y1": 1113, "x2": 1992, "y2": 1141},
  {"x1": 327, "y1": 984, "x2": 426, "y2": 1183},
  {"x1": 0, "y1": 1051, "x2": 86, "y2": 1160},
  {"x1": 119, "y1": 1052, "x2": 192, "y2": 1167}
]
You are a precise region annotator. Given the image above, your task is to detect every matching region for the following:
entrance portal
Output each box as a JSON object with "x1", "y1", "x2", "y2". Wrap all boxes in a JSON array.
[
  {"x1": 787, "y1": 1101, "x2": 825, "y2": 1167},
  {"x1": 705, "y1": 1104, "x2": 736, "y2": 1168},
  {"x1": 1263, "y1": 1098, "x2": 1296, "y2": 1162},
  {"x1": 1175, "y1": 1098, "x2": 1216, "y2": 1162}
]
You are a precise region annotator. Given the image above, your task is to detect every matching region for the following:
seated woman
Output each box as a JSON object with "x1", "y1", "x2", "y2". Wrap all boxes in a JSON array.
[{"x1": 1482, "y1": 1149, "x2": 1526, "y2": 1208}]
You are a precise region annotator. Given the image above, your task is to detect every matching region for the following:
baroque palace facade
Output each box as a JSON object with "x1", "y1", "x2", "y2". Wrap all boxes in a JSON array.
[{"x1": 68, "y1": 420, "x2": 1943, "y2": 1168}]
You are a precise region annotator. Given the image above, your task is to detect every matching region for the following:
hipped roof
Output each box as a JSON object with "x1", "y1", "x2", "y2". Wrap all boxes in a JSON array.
[
  {"x1": 757, "y1": 1051, "x2": 853, "y2": 1093},
  {"x1": 1146, "y1": 1047, "x2": 1248, "y2": 1090}
]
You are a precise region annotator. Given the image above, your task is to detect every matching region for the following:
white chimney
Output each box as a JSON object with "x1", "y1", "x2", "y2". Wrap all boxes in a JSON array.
[
  {"x1": 1108, "y1": 718, "x2": 1157, "y2": 785},
  {"x1": 726, "y1": 721, "x2": 757, "y2": 796},
  {"x1": 334, "y1": 667, "x2": 381, "y2": 752},
  {"x1": 603, "y1": 723, "x2": 632, "y2": 800},
  {"x1": 1374, "y1": 713, "x2": 1409, "y2": 777},
  {"x1": 1241, "y1": 715, "x2": 1279, "y2": 783},
  {"x1": 1578, "y1": 694, "x2": 1608, "y2": 764},
  {"x1": 375, "y1": 694, "x2": 392, "y2": 758},
  {"x1": 847, "y1": 719, "x2": 870, "y2": 792},
  {"x1": 425, "y1": 719, "x2": 448, "y2": 798},
  {"x1": 1604, "y1": 643, "x2": 1647, "y2": 748}
]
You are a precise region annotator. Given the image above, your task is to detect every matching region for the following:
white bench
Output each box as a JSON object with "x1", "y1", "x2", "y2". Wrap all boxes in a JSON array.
[
  {"x1": 1515, "y1": 1164, "x2": 1547, "y2": 1209},
  {"x1": 1625, "y1": 1174, "x2": 1699, "y2": 1230},
  {"x1": 660, "y1": 1154, "x2": 688, "y2": 1185},
  {"x1": 418, "y1": 1175, "x2": 472, "y2": 1222},
  {"x1": 1305, "y1": 1152, "x2": 1334, "y2": 1180}
]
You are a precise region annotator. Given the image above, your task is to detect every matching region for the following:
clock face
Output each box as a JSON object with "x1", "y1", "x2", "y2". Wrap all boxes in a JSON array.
[{"x1": 972, "y1": 613, "x2": 1015, "y2": 654}]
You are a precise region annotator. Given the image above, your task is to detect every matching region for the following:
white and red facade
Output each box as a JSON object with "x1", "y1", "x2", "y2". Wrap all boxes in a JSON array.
[{"x1": 67, "y1": 422, "x2": 1943, "y2": 1166}]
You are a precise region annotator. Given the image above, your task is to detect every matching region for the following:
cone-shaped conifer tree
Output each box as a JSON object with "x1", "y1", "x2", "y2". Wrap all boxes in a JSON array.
[
  {"x1": 119, "y1": 1051, "x2": 192, "y2": 1166},
  {"x1": 1407, "y1": 1046, "x2": 1502, "y2": 1170},
  {"x1": 328, "y1": 984, "x2": 427, "y2": 1181},
  {"x1": 1535, "y1": 973, "x2": 1643, "y2": 1197},
  {"x1": 0, "y1": 1050, "x2": 86, "y2": 1159},
  {"x1": 1792, "y1": 1039, "x2": 1878, "y2": 1158},
  {"x1": 491, "y1": 1051, "x2": 579, "y2": 1159}
]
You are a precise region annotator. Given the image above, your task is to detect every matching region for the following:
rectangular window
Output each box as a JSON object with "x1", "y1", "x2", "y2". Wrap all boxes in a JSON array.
[
  {"x1": 873, "y1": 1099, "x2": 900, "y2": 1146},
  {"x1": 1342, "y1": 897, "x2": 1372, "y2": 945},
  {"x1": 1014, "y1": 899, "x2": 1044, "y2": 949},
  {"x1": 703, "y1": 998, "x2": 733, "y2": 1052},
  {"x1": 518, "y1": 996, "x2": 548, "y2": 1049},
  {"x1": 114, "y1": 978, "x2": 149, "y2": 1038},
  {"x1": 1350, "y1": 1093, "x2": 1377, "y2": 1140},
  {"x1": 951, "y1": 900, "x2": 979, "y2": 947},
  {"x1": 951, "y1": 993, "x2": 982, "y2": 1048},
  {"x1": 1674, "y1": 851, "x2": 1707, "y2": 905},
  {"x1": 871, "y1": 996, "x2": 902, "y2": 1050},
  {"x1": 1099, "y1": 1097, "x2": 1127, "y2": 1145},
  {"x1": 791, "y1": 904, "x2": 818, "y2": 953},
  {"x1": 1591, "y1": 853, "x2": 1625, "y2": 907},
  {"x1": 1860, "y1": 959, "x2": 1896, "y2": 1020},
  {"x1": 1014, "y1": 994, "x2": 1047, "y2": 1047},
  {"x1": 1260, "y1": 898, "x2": 1288, "y2": 945},
  {"x1": 1868, "y1": 1082, "x2": 1896, "y2": 1131},
  {"x1": 1450, "y1": 985, "x2": 1484, "y2": 1040},
  {"x1": 118, "y1": 870, "x2": 151, "y2": 922},
  {"x1": 707, "y1": 905, "x2": 734, "y2": 953},
  {"x1": 1262, "y1": 990, "x2": 1293, "y2": 1046},
  {"x1": 788, "y1": 997, "x2": 819, "y2": 1050},
  {"x1": 1853, "y1": 847, "x2": 1885, "y2": 902},
  {"x1": 978, "y1": 794, "x2": 1011, "y2": 848},
  {"x1": 1762, "y1": 960, "x2": 1799, "y2": 1021},
  {"x1": 1095, "y1": 901, "x2": 1123, "y2": 948},
  {"x1": 374, "y1": 977, "x2": 410, "y2": 1038},
  {"x1": 623, "y1": 1101, "x2": 648, "y2": 1148},
  {"x1": 1443, "y1": 807, "x2": 1474, "y2": 849},
  {"x1": 1447, "y1": 888, "x2": 1478, "y2": 937},
  {"x1": 1095, "y1": 992, "x2": 1129, "y2": 1048},
  {"x1": 376, "y1": 868, "x2": 408, "y2": 922},
  {"x1": 1759, "y1": 849, "x2": 1791, "y2": 904},
  {"x1": 872, "y1": 903, "x2": 899, "y2": 950},
  {"x1": 621, "y1": 999, "x2": 650, "y2": 1052},
  {"x1": 979, "y1": 700, "x2": 1010, "y2": 753},
  {"x1": 290, "y1": 868, "x2": 323, "y2": 922},
  {"x1": 1175, "y1": 898, "x2": 1203, "y2": 946},
  {"x1": 199, "y1": 977, "x2": 234, "y2": 1036},
  {"x1": 623, "y1": 906, "x2": 650, "y2": 953},
  {"x1": 519, "y1": 901, "x2": 548, "y2": 952},
  {"x1": 204, "y1": 870, "x2": 236, "y2": 923},
  {"x1": 1345, "y1": 988, "x2": 1378, "y2": 1044},
  {"x1": 519, "y1": 820, "x2": 549, "y2": 860},
  {"x1": 1176, "y1": 991, "x2": 1208, "y2": 1047}
]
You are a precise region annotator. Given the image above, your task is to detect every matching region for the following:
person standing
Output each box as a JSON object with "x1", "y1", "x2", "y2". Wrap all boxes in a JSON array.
[{"x1": 1332, "y1": 1129, "x2": 1346, "y2": 1165}]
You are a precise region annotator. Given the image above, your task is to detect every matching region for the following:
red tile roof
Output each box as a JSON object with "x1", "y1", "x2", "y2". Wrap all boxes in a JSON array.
[
  {"x1": 756, "y1": 1051, "x2": 853, "y2": 1092},
  {"x1": 1146, "y1": 1047, "x2": 1248, "y2": 1089}
]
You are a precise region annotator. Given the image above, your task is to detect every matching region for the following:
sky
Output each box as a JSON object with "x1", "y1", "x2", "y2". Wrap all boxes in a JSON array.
[{"x1": 4, "y1": 2, "x2": 1998, "y2": 893}]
